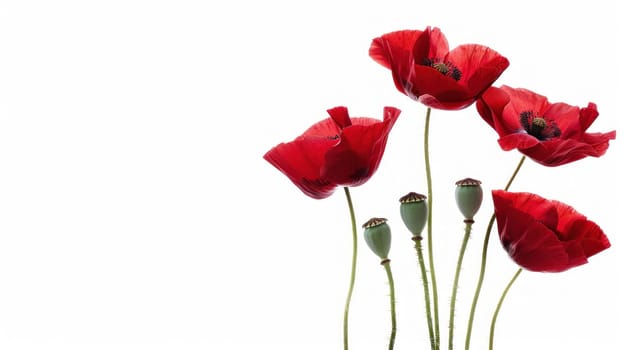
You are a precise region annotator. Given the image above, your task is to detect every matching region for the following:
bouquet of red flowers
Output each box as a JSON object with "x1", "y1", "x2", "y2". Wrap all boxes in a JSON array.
[{"x1": 263, "y1": 26, "x2": 615, "y2": 350}]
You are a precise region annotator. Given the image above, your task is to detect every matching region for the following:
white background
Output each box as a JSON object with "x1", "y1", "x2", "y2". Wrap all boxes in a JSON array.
[{"x1": 0, "y1": 0, "x2": 621, "y2": 349}]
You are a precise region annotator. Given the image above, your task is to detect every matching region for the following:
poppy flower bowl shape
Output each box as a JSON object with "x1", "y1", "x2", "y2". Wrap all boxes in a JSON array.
[
  {"x1": 476, "y1": 85, "x2": 616, "y2": 166},
  {"x1": 369, "y1": 26, "x2": 509, "y2": 110},
  {"x1": 491, "y1": 190, "x2": 610, "y2": 273},
  {"x1": 263, "y1": 106, "x2": 401, "y2": 199}
]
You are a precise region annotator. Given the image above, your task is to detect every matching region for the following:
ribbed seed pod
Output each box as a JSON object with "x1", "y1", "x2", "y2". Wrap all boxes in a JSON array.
[
  {"x1": 399, "y1": 192, "x2": 428, "y2": 237},
  {"x1": 455, "y1": 178, "x2": 483, "y2": 221},
  {"x1": 363, "y1": 217, "x2": 391, "y2": 260}
]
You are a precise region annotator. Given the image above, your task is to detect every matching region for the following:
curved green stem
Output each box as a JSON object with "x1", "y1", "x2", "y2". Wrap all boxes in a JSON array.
[
  {"x1": 342, "y1": 187, "x2": 358, "y2": 350},
  {"x1": 423, "y1": 107, "x2": 440, "y2": 349},
  {"x1": 448, "y1": 221, "x2": 473, "y2": 350},
  {"x1": 382, "y1": 260, "x2": 397, "y2": 350},
  {"x1": 489, "y1": 268, "x2": 522, "y2": 350},
  {"x1": 464, "y1": 156, "x2": 525, "y2": 350},
  {"x1": 464, "y1": 214, "x2": 495, "y2": 350},
  {"x1": 413, "y1": 237, "x2": 436, "y2": 350},
  {"x1": 502, "y1": 156, "x2": 526, "y2": 191}
]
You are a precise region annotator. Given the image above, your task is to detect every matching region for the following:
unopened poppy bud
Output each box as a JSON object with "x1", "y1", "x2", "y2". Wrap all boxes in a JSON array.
[
  {"x1": 455, "y1": 178, "x2": 483, "y2": 221},
  {"x1": 363, "y1": 217, "x2": 391, "y2": 260},
  {"x1": 399, "y1": 192, "x2": 428, "y2": 237}
]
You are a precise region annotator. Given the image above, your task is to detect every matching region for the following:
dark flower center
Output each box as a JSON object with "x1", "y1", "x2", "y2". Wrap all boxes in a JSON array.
[
  {"x1": 519, "y1": 111, "x2": 561, "y2": 140},
  {"x1": 433, "y1": 62, "x2": 449, "y2": 75},
  {"x1": 423, "y1": 58, "x2": 462, "y2": 81}
]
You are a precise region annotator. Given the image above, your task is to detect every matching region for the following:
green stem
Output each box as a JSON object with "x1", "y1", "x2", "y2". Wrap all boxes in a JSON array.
[
  {"x1": 464, "y1": 156, "x2": 525, "y2": 350},
  {"x1": 448, "y1": 221, "x2": 473, "y2": 350},
  {"x1": 382, "y1": 260, "x2": 397, "y2": 350},
  {"x1": 489, "y1": 268, "x2": 522, "y2": 350},
  {"x1": 502, "y1": 156, "x2": 526, "y2": 191},
  {"x1": 413, "y1": 237, "x2": 436, "y2": 350},
  {"x1": 343, "y1": 187, "x2": 358, "y2": 350},
  {"x1": 423, "y1": 107, "x2": 440, "y2": 350},
  {"x1": 464, "y1": 215, "x2": 495, "y2": 350}
]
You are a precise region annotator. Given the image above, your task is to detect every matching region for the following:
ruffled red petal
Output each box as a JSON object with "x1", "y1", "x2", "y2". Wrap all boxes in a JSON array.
[
  {"x1": 497, "y1": 133, "x2": 540, "y2": 151},
  {"x1": 501, "y1": 86, "x2": 550, "y2": 126},
  {"x1": 477, "y1": 86, "x2": 510, "y2": 130},
  {"x1": 263, "y1": 138, "x2": 338, "y2": 199},
  {"x1": 579, "y1": 102, "x2": 599, "y2": 131},
  {"x1": 322, "y1": 107, "x2": 400, "y2": 186},
  {"x1": 327, "y1": 106, "x2": 352, "y2": 129},
  {"x1": 369, "y1": 30, "x2": 422, "y2": 69},
  {"x1": 446, "y1": 44, "x2": 509, "y2": 95},
  {"x1": 412, "y1": 27, "x2": 449, "y2": 63},
  {"x1": 543, "y1": 102, "x2": 581, "y2": 138},
  {"x1": 492, "y1": 190, "x2": 610, "y2": 272},
  {"x1": 518, "y1": 133, "x2": 616, "y2": 166},
  {"x1": 369, "y1": 30, "x2": 422, "y2": 95},
  {"x1": 406, "y1": 65, "x2": 472, "y2": 110},
  {"x1": 301, "y1": 117, "x2": 342, "y2": 139}
]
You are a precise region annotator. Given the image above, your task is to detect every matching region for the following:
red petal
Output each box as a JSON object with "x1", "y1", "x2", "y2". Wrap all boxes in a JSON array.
[
  {"x1": 516, "y1": 139, "x2": 585, "y2": 166},
  {"x1": 493, "y1": 191, "x2": 560, "y2": 228},
  {"x1": 498, "y1": 133, "x2": 540, "y2": 151},
  {"x1": 369, "y1": 30, "x2": 422, "y2": 69},
  {"x1": 327, "y1": 106, "x2": 352, "y2": 129},
  {"x1": 501, "y1": 86, "x2": 551, "y2": 124},
  {"x1": 382, "y1": 106, "x2": 402, "y2": 122},
  {"x1": 554, "y1": 202, "x2": 610, "y2": 268},
  {"x1": 564, "y1": 220, "x2": 611, "y2": 258},
  {"x1": 406, "y1": 65, "x2": 472, "y2": 109},
  {"x1": 543, "y1": 102, "x2": 581, "y2": 138},
  {"x1": 446, "y1": 44, "x2": 509, "y2": 94},
  {"x1": 412, "y1": 27, "x2": 449, "y2": 62},
  {"x1": 578, "y1": 130, "x2": 617, "y2": 156},
  {"x1": 417, "y1": 93, "x2": 474, "y2": 111},
  {"x1": 519, "y1": 132, "x2": 616, "y2": 166},
  {"x1": 322, "y1": 109, "x2": 400, "y2": 186},
  {"x1": 264, "y1": 138, "x2": 338, "y2": 199},
  {"x1": 492, "y1": 190, "x2": 570, "y2": 272},
  {"x1": 369, "y1": 30, "x2": 422, "y2": 95},
  {"x1": 477, "y1": 86, "x2": 511, "y2": 131},
  {"x1": 301, "y1": 117, "x2": 341, "y2": 138},
  {"x1": 579, "y1": 102, "x2": 599, "y2": 131},
  {"x1": 492, "y1": 190, "x2": 611, "y2": 272},
  {"x1": 508, "y1": 220, "x2": 572, "y2": 272}
]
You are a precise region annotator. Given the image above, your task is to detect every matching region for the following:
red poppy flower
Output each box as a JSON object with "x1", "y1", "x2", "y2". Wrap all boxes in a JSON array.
[
  {"x1": 492, "y1": 190, "x2": 610, "y2": 272},
  {"x1": 369, "y1": 26, "x2": 509, "y2": 110},
  {"x1": 263, "y1": 106, "x2": 401, "y2": 199},
  {"x1": 476, "y1": 85, "x2": 616, "y2": 166}
]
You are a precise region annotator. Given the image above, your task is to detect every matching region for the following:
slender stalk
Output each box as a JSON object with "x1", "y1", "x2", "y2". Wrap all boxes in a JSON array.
[
  {"x1": 413, "y1": 236, "x2": 436, "y2": 350},
  {"x1": 448, "y1": 221, "x2": 473, "y2": 350},
  {"x1": 489, "y1": 268, "x2": 522, "y2": 350},
  {"x1": 464, "y1": 214, "x2": 495, "y2": 350},
  {"x1": 342, "y1": 187, "x2": 358, "y2": 350},
  {"x1": 423, "y1": 107, "x2": 440, "y2": 349},
  {"x1": 502, "y1": 156, "x2": 526, "y2": 191},
  {"x1": 382, "y1": 260, "x2": 397, "y2": 350},
  {"x1": 464, "y1": 156, "x2": 525, "y2": 350}
]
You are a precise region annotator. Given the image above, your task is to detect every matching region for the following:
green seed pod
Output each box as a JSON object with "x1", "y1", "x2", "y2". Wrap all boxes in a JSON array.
[
  {"x1": 362, "y1": 217, "x2": 391, "y2": 260},
  {"x1": 455, "y1": 178, "x2": 483, "y2": 221},
  {"x1": 399, "y1": 192, "x2": 428, "y2": 237}
]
